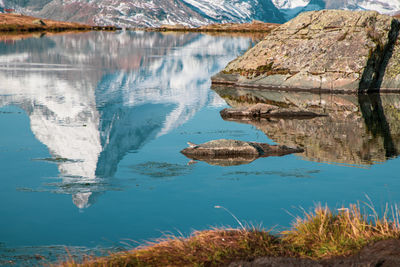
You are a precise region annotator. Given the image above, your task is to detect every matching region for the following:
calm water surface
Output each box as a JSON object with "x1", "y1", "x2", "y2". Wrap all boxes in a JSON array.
[{"x1": 0, "y1": 31, "x2": 400, "y2": 265}]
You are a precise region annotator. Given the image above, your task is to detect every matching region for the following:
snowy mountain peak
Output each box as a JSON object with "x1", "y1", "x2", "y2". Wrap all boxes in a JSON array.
[
  {"x1": 2, "y1": 0, "x2": 400, "y2": 33},
  {"x1": 271, "y1": 0, "x2": 309, "y2": 9}
]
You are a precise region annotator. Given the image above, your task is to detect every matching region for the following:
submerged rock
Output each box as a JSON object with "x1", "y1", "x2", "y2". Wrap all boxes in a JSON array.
[
  {"x1": 220, "y1": 103, "x2": 326, "y2": 119},
  {"x1": 212, "y1": 10, "x2": 400, "y2": 93},
  {"x1": 181, "y1": 139, "x2": 303, "y2": 166}
]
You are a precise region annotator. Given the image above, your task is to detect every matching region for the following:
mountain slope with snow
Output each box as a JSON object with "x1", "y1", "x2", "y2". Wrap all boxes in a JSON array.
[
  {"x1": 1, "y1": 0, "x2": 399, "y2": 33},
  {"x1": 276, "y1": 0, "x2": 400, "y2": 20}
]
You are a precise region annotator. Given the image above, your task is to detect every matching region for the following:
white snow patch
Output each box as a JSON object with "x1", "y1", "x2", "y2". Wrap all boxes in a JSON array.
[{"x1": 272, "y1": 0, "x2": 310, "y2": 9}]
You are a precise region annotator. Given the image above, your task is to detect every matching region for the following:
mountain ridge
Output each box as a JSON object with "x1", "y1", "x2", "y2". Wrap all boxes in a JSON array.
[{"x1": 0, "y1": 0, "x2": 399, "y2": 28}]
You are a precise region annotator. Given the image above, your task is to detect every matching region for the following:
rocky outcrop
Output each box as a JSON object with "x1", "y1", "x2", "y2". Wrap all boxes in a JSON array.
[
  {"x1": 212, "y1": 85, "x2": 400, "y2": 166},
  {"x1": 212, "y1": 10, "x2": 400, "y2": 93},
  {"x1": 180, "y1": 139, "x2": 303, "y2": 166},
  {"x1": 229, "y1": 239, "x2": 400, "y2": 267},
  {"x1": 220, "y1": 103, "x2": 325, "y2": 119}
]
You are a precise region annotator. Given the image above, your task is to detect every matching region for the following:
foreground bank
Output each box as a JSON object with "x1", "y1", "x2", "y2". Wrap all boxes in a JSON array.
[{"x1": 60, "y1": 203, "x2": 400, "y2": 266}]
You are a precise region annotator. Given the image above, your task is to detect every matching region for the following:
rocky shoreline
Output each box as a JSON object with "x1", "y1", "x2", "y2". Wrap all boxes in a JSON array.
[
  {"x1": 59, "y1": 203, "x2": 400, "y2": 267},
  {"x1": 230, "y1": 239, "x2": 400, "y2": 267},
  {"x1": 212, "y1": 10, "x2": 400, "y2": 93}
]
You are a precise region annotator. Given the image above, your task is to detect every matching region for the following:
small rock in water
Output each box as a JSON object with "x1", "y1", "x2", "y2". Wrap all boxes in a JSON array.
[{"x1": 181, "y1": 139, "x2": 303, "y2": 166}]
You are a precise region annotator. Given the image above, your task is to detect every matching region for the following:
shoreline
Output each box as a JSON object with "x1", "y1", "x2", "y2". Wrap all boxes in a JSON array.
[
  {"x1": 0, "y1": 13, "x2": 120, "y2": 33},
  {"x1": 211, "y1": 76, "x2": 400, "y2": 94},
  {"x1": 130, "y1": 21, "x2": 279, "y2": 33},
  {"x1": 60, "y1": 203, "x2": 400, "y2": 266},
  {"x1": 0, "y1": 14, "x2": 278, "y2": 34}
]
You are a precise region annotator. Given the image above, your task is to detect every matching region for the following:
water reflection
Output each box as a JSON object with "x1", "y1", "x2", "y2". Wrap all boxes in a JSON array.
[
  {"x1": 0, "y1": 31, "x2": 250, "y2": 208},
  {"x1": 212, "y1": 86, "x2": 400, "y2": 166}
]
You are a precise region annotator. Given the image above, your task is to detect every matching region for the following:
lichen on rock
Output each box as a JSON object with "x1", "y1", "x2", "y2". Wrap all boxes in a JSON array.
[{"x1": 212, "y1": 10, "x2": 400, "y2": 93}]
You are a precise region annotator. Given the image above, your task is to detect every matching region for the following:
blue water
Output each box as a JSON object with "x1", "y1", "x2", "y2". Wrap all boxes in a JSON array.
[{"x1": 0, "y1": 31, "x2": 399, "y2": 265}]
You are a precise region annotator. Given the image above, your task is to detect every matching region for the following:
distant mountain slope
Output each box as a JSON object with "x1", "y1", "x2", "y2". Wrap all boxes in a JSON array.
[{"x1": 0, "y1": 0, "x2": 399, "y2": 27}]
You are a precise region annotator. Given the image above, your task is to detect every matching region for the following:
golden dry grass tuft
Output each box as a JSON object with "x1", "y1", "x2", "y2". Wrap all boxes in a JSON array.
[
  {"x1": 282, "y1": 202, "x2": 400, "y2": 258},
  {"x1": 61, "y1": 228, "x2": 284, "y2": 267}
]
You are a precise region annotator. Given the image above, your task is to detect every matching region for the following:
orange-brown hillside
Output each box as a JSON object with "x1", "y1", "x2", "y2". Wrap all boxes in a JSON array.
[
  {"x1": 0, "y1": 13, "x2": 117, "y2": 32},
  {"x1": 144, "y1": 20, "x2": 279, "y2": 33}
]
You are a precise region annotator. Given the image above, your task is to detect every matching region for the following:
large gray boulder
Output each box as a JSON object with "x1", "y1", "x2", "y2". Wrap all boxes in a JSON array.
[{"x1": 212, "y1": 10, "x2": 400, "y2": 93}]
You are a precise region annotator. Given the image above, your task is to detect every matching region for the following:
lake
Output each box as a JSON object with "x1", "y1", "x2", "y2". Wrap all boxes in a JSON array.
[{"x1": 1, "y1": 31, "x2": 400, "y2": 266}]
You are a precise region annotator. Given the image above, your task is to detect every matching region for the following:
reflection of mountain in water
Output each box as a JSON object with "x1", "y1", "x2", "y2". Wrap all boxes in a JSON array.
[
  {"x1": 213, "y1": 86, "x2": 400, "y2": 166},
  {"x1": 0, "y1": 31, "x2": 250, "y2": 208}
]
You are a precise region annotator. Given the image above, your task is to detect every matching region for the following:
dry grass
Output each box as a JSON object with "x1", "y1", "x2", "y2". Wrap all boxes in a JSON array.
[
  {"x1": 0, "y1": 13, "x2": 118, "y2": 32},
  {"x1": 61, "y1": 229, "x2": 284, "y2": 267},
  {"x1": 282, "y1": 202, "x2": 400, "y2": 258},
  {"x1": 59, "y1": 202, "x2": 400, "y2": 267},
  {"x1": 141, "y1": 20, "x2": 279, "y2": 34}
]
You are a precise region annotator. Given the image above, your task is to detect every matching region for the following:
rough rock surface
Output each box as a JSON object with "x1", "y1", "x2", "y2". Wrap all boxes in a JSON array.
[
  {"x1": 229, "y1": 239, "x2": 400, "y2": 267},
  {"x1": 382, "y1": 38, "x2": 400, "y2": 89},
  {"x1": 212, "y1": 10, "x2": 400, "y2": 92},
  {"x1": 180, "y1": 139, "x2": 303, "y2": 166}
]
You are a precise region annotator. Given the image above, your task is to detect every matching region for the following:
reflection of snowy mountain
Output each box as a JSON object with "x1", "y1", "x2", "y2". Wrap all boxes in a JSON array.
[
  {"x1": 0, "y1": 31, "x2": 249, "y2": 208},
  {"x1": 0, "y1": 66, "x2": 101, "y2": 209},
  {"x1": 96, "y1": 34, "x2": 249, "y2": 177}
]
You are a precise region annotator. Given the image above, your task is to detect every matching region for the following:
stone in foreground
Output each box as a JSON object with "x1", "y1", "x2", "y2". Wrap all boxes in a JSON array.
[
  {"x1": 181, "y1": 139, "x2": 303, "y2": 166},
  {"x1": 220, "y1": 103, "x2": 326, "y2": 119},
  {"x1": 212, "y1": 10, "x2": 400, "y2": 92}
]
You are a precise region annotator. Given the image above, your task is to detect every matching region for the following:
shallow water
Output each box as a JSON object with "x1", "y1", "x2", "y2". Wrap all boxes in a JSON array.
[{"x1": 0, "y1": 31, "x2": 400, "y2": 265}]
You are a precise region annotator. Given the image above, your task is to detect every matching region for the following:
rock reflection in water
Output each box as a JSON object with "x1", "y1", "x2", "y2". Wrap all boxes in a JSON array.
[
  {"x1": 0, "y1": 31, "x2": 251, "y2": 208},
  {"x1": 212, "y1": 86, "x2": 400, "y2": 166}
]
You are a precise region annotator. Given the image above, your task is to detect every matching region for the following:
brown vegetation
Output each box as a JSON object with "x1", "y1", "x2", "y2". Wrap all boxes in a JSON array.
[
  {"x1": 59, "y1": 203, "x2": 400, "y2": 267},
  {"x1": 0, "y1": 13, "x2": 119, "y2": 32},
  {"x1": 140, "y1": 20, "x2": 279, "y2": 33}
]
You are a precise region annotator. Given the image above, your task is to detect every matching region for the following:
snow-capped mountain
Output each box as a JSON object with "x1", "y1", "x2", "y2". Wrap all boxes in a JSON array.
[
  {"x1": 271, "y1": 0, "x2": 309, "y2": 9},
  {"x1": 1, "y1": 0, "x2": 284, "y2": 26},
  {"x1": 275, "y1": 0, "x2": 400, "y2": 20},
  {"x1": 1, "y1": 0, "x2": 399, "y2": 27}
]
